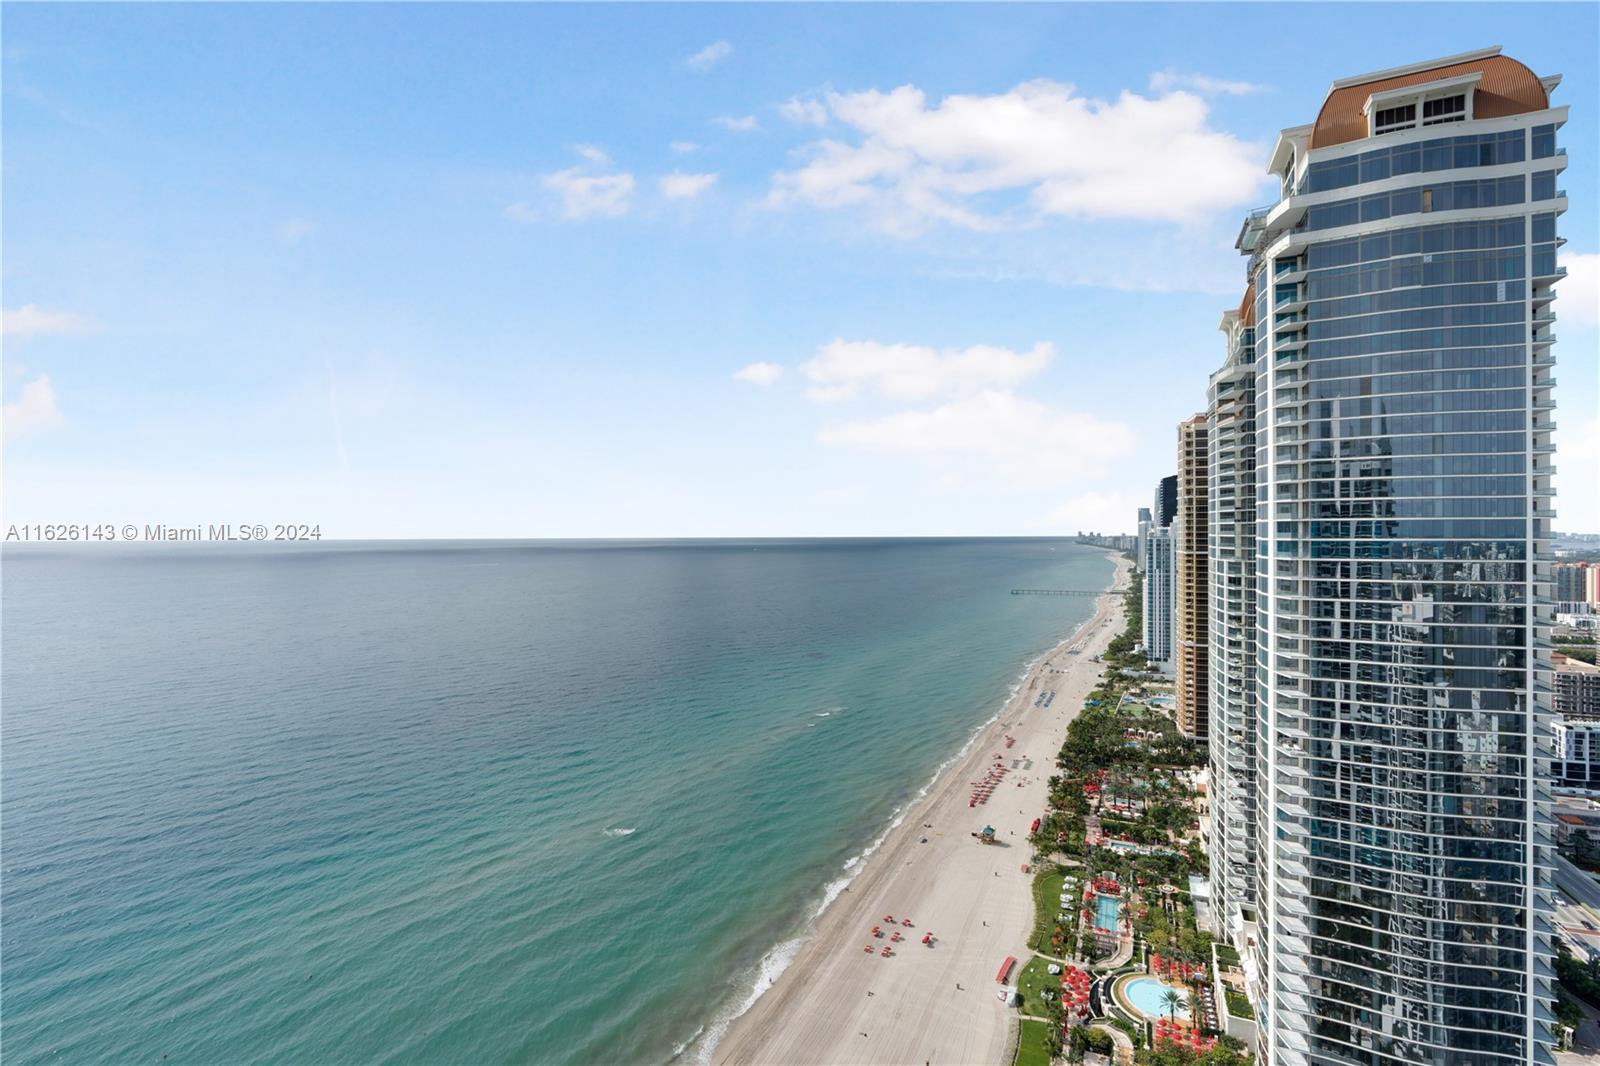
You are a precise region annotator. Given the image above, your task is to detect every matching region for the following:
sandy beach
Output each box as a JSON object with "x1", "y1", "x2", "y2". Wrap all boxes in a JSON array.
[{"x1": 712, "y1": 550, "x2": 1131, "y2": 1066}]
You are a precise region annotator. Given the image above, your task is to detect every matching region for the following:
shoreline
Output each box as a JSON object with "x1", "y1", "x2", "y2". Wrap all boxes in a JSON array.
[{"x1": 706, "y1": 548, "x2": 1131, "y2": 1066}]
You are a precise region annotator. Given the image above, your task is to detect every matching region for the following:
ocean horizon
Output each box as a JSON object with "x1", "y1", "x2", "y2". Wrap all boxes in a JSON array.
[{"x1": 3, "y1": 537, "x2": 1113, "y2": 1065}]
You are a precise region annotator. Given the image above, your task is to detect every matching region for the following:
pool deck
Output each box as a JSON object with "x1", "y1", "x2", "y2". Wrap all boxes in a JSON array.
[{"x1": 1111, "y1": 973, "x2": 1190, "y2": 1023}]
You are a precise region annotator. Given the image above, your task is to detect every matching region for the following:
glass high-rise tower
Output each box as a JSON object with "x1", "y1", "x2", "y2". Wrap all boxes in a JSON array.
[
  {"x1": 1226, "y1": 47, "x2": 1566, "y2": 1066},
  {"x1": 1208, "y1": 288, "x2": 1260, "y2": 951}
]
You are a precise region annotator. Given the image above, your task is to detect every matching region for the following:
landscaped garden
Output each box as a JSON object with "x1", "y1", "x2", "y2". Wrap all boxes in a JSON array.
[
  {"x1": 1015, "y1": 1018, "x2": 1055, "y2": 1066},
  {"x1": 1021, "y1": 566, "x2": 1254, "y2": 1065}
]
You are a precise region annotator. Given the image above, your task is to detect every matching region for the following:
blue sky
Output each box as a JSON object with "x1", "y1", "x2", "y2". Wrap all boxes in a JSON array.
[{"x1": 4, "y1": 3, "x2": 1596, "y2": 537}]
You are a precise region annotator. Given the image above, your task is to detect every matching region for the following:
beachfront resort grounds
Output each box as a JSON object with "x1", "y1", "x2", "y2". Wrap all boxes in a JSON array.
[{"x1": 1008, "y1": 569, "x2": 1255, "y2": 1066}]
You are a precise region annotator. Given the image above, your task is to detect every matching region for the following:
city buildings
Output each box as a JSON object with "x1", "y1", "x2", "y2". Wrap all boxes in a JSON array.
[
  {"x1": 1554, "y1": 717, "x2": 1600, "y2": 793},
  {"x1": 1555, "y1": 651, "x2": 1600, "y2": 720},
  {"x1": 1077, "y1": 532, "x2": 1137, "y2": 552},
  {"x1": 1554, "y1": 560, "x2": 1599, "y2": 607},
  {"x1": 1176, "y1": 416, "x2": 1211, "y2": 739},
  {"x1": 1556, "y1": 561, "x2": 1589, "y2": 602},
  {"x1": 1207, "y1": 46, "x2": 1566, "y2": 1066}
]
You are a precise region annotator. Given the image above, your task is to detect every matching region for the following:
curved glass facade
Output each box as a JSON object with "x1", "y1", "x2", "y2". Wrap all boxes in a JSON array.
[
  {"x1": 1208, "y1": 309, "x2": 1259, "y2": 946},
  {"x1": 1226, "y1": 59, "x2": 1565, "y2": 1066}
]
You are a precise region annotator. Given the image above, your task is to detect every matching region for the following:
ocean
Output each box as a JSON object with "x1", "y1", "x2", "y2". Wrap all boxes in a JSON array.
[{"x1": 2, "y1": 538, "x2": 1112, "y2": 1065}]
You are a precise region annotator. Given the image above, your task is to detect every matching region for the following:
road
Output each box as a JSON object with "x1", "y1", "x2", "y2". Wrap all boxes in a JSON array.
[{"x1": 1557, "y1": 855, "x2": 1600, "y2": 911}]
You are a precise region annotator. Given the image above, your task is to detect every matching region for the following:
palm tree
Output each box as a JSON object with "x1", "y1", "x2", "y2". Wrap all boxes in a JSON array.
[{"x1": 1159, "y1": 988, "x2": 1185, "y2": 1023}]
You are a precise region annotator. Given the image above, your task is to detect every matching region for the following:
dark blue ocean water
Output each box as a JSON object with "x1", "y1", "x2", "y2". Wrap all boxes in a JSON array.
[{"x1": 2, "y1": 539, "x2": 1110, "y2": 1065}]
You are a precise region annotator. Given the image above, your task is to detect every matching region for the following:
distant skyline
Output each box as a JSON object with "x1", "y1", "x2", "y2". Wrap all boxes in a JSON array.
[{"x1": 4, "y1": 4, "x2": 1596, "y2": 537}]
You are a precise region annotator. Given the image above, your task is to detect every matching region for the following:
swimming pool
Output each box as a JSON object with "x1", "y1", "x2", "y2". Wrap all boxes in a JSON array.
[
  {"x1": 1147, "y1": 695, "x2": 1176, "y2": 708},
  {"x1": 1094, "y1": 892, "x2": 1121, "y2": 931},
  {"x1": 1122, "y1": 976, "x2": 1187, "y2": 1019}
]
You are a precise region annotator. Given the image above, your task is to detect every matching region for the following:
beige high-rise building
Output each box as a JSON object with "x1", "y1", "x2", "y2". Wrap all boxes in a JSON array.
[{"x1": 1174, "y1": 415, "x2": 1209, "y2": 740}]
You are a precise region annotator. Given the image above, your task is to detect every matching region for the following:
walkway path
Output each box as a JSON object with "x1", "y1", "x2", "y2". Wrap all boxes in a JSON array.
[
  {"x1": 1094, "y1": 935, "x2": 1134, "y2": 972},
  {"x1": 1092, "y1": 1022, "x2": 1135, "y2": 1066}
]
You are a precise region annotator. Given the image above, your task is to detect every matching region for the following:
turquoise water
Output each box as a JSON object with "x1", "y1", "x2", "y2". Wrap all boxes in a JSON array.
[
  {"x1": 1094, "y1": 893, "x2": 1121, "y2": 931},
  {"x1": 1124, "y1": 977, "x2": 1186, "y2": 1019},
  {"x1": 2, "y1": 538, "x2": 1111, "y2": 1065}
]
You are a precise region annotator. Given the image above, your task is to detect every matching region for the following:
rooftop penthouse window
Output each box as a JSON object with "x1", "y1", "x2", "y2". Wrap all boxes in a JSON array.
[
  {"x1": 1373, "y1": 103, "x2": 1416, "y2": 135},
  {"x1": 1423, "y1": 94, "x2": 1467, "y2": 126},
  {"x1": 1365, "y1": 74, "x2": 1480, "y2": 139}
]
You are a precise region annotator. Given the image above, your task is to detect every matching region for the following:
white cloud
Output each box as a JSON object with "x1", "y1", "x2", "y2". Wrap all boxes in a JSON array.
[
  {"x1": 276, "y1": 218, "x2": 317, "y2": 244},
  {"x1": 4, "y1": 374, "x2": 63, "y2": 439},
  {"x1": 542, "y1": 168, "x2": 636, "y2": 220},
  {"x1": 3, "y1": 304, "x2": 99, "y2": 340},
  {"x1": 1558, "y1": 251, "x2": 1598, "y2": 326},
  {"x1": 818, "y1": 390, "x2": 1135, "y2": 481},
  {"x1": 768, "y1": 80, "x2": 1266, "y2": 235},
  {"x1": 659, "y1": 171, "x2": 719, "y2": 200},
  {"x1": 670, "y1": 141, "x2": 700, "y2": 154},
  {"x1": 511, "y1": 146, "x2": 637, "y2": 222},
  {"x1": 1046, "y1": 490, "x2": 1145, "y2": 534},
  {"x1": 1554, "y1": 415, "x2": 1599, "y2": 534},
  {"x1": 1148, "y1": 70, "x2": 1266, "y2": 96},
  {"x1": 714, "y1": 114, "x2": 760, "y2": 133},
  {"x1": 780, "y1": 96, "x2": 829, "y2": 127},
  {"x1": 800, "y1": 339, "x2": 1052, "y2": 403},
  {"x1": 688, "y1": 39, "x2": 733, "y2": 72},
  {"x1": 733, "y1": 361, "x2": 784, "y2": 385}
]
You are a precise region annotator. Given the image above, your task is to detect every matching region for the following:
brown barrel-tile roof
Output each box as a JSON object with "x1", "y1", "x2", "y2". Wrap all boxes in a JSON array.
[{"x1": 1309, "y1": 54, "x2": 1549, "y2": 149}]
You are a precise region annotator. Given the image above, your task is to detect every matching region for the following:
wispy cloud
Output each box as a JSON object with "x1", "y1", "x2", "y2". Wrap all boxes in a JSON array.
[
  {"x1": 780, "y1": 96, "x2": 829, "y2": 127},
  {"x1": 659, "y1": 172, "x2": 719, "y2": 200},
  {"x1": 1148, "y1": 70, "x2": 1268, "y2": 96},
  {"x1": 512, "y1": 147, "x2": 636, "y2": 221},
  {"x1": 818, "y1": 390, "x2": 1135, "y2": 484},
  {"x1": 767, "y1": 80, "x2": 1266, "y2": 235},
  {"x1": 4, "y1": 374, "x2": 64, "y2": 439},
  {"x1": 1046, "y1": 489, "x2": 1145, "y2": 533},
  {"x1": 800, "y1": 339, "x2": 1052, "y2": 403},
  {"x1": 713, "y1": 114, "x2": 759, "y2": 133},
  {"x1": 793, "y1": 336, "x2": 1131, "y2": 490},
  {"x1": 687, "y1": 39, "x2": 733, "y2": 72},
  {"x1": 734, "y1": 361, "x2": 784, "y2": 385},
  {"x1": 2, "y1": 305, "x2": 100, "y2": 341},
  {"x1": 670, "y1": 141, "x2": 700, "y2": 154},
  {"x1": 1559, "y1": 251, "x2": 1598, "y2": 325},
  {"x1": 544, "y1": 169, "x2": 636, "y2": 219},
  {"x1": 277, "y1": 218, "x2": 317, "y2": 244}
]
